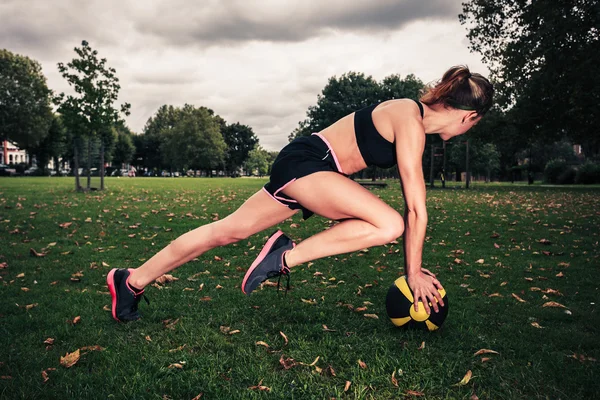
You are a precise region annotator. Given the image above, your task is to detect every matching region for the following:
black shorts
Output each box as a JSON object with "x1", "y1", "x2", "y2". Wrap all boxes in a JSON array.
[{"x1": 263, "y1": 133, "x2": 346, "y2": 220}]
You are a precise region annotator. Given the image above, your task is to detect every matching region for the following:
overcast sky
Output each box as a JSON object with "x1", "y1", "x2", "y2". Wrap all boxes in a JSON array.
[{"x1": 0, "y1": 0, "x2": 488, "y2": 151}]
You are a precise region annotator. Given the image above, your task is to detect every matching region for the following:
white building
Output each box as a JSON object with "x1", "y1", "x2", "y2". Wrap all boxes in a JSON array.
[{"x1": 1, "y1": 140, "x2": 29, "y2": 165}]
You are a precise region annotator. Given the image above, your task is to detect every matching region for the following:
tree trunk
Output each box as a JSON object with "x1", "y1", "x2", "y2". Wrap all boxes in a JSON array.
[
  {"x1": 86, "y1": 136, "x2": 92, "y2": 190},
  {"x1": 100, "y1": 139, "x2": 105, "y2": 191},
  {"x1": 74, "y1": 137, "x2": 81, "y2": 191}
]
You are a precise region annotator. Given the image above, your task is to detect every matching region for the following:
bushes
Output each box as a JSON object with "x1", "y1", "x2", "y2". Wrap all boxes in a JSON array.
[
  {"x1": 575, "y1": 162, "x2": 600, "y2": 184},
  {"x1": 544, "y1": 159, "x2": 600, "y2": 184},
  {"x1": 544, "y1": 159, "x2": 567, "y2": 184}
]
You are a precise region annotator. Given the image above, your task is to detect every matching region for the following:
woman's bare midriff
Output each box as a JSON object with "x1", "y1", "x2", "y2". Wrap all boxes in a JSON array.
[{"x1": 317, "y1": 99, "x2": 410, "y2": 175}]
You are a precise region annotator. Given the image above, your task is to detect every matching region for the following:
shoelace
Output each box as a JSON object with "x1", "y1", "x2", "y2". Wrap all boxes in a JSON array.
[{"x1": 267, "y1": 266, "x2": 291, "y2": 296}]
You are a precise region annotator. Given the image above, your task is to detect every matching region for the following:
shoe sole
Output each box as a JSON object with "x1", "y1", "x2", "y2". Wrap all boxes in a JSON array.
[
  {"x1": 106, "y1": 268, "x2": 119, "y2": 321},
  {"x1": 242, "y1": 230, "x2": 284, "y2": 295}
]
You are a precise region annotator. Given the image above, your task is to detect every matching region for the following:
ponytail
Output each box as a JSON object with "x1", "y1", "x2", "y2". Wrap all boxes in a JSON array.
[{"x1": 420, "y1": 66, "x2": 494, "y2": 116}]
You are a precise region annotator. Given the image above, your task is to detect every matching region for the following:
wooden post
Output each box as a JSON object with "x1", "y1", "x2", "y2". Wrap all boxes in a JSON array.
[
  {"x1": 465, "y1": 140, "x2": 470, "y2": 189},
  {"x1": 442, "y1": 141, "x2": 447, "y2": 188},
  {"x1": 429, "y1": 144, "x2": 435, "y2": 188}
]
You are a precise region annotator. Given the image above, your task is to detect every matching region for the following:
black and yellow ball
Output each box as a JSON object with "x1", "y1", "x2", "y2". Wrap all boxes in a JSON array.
[{"x1": 385, "y1": 276, "x2": 448, "y2": 331}]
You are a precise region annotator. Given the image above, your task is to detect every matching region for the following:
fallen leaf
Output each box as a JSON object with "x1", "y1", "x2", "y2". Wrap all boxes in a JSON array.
[
  {"x1": 79, "y1": 345, "x2": 104, "y2": 352},
  {"x1": 418, "y1": 341, "x2": 426, "y2": 350},
  {"x1": 391, "y1": 370, "x2": 398, "y2": 387},
  {"x1": 543, "y1": 301, "x2": 567, "y2": 308},
  {"x1": 280, "y1": 331, "x2": 289, "y2": 346},
  {"x1": 30, "y1": 248, "x2": 47, "y2": 257},
  {"x1": 228, "y1": 330, "x2": 240, "y2": 335},
  {"x1": 168, "y1": 363, "x2": 184, "y2": 369},
  {"x1": 43, "y1": 338, "x2": 55, "y2": 345},
  {"x1": 481, "y1": 357, "x2": 491, "y2": 363},
  {"x1": 220, "y1": 326, "x2": 231, "y2": 334},
  {"x1": 191, "y1": 394, "x2": 203, "y2": 400},
  {"x1": 556, "y1": 272, "x2": 564, "y2": 277},
  {"x1": 301, "y1": 298, "x2": 317, "y2": 305},
  {"x1": 71, "y1": 316, "x2": 81, "y2": 325},
  {"x1": 358, "y1": 360, "x2": 367, "y2": 369},
  {"x1": 25, "y1": 303, "x2": 38, "y2": 310},
  {"x1": 354, "y1": 306, "x2": 367, "y2": 312},
  {"x1": 542, "y1": 288, "x2": 563, "y2": 296},
  {"x1": 21, "y1": 287, "x2": 30, "y2": 292},
  {"x1": 488, "y1": 293, "x2": 503, "y2": 297},
  {"x1": 248, "y1": 379, "x2": 271, "y2": 392},
  {"x1": 512, "y1": 293, "x2": 527, "y2": 303},
  {"x1": 455, "y1": 370, "x2": 472, "y2": 386},
  {"x1": 279, "y1": 355, "x2": 297, "y2": 370},
  {"x1": 344, "y1": 381, "x2": 351, "y2": 392},
  {"x1": 325, "y1": 365, "x2": 336, "y2": 376},
  {"x1": 199, "y1": 296, "x2": 212, "y2": 301},
  {"x1": 531, "y1": 322, "x2": 543, "y2": 329},
  {"x1": 473, "y1": 349, "x2": 499, "y2": 356},
  {"x1": 16, "y1": 272, "x2": 25, "y2": 278},
  {"x1": 322, "y1": 325, "x2": 336, "y2": 332},
  {"x1": 406, "y1": 390, "x2": 425, "y2": 396},
  {"x1": 41, "y1": 370, "x2": 49, "y2": 383},
  {"x1": 155, "y1": 274, "x2": 178, "y2": 285},
  {"x1": 163, "y1": 318, "x2": 180, "y2": 329},
  {"x1": 364, "y1": 313, "x2": 379, "y2": 319},
  {"x1": 145, "y1": 335, "x2": 152, "y2": 342},
  {"x1": 214, "y1": 256, "x2": 222, "y2": 261},
  {"x1": 475, "y1": 259, "x2": 484, "y2": 264},
  {"x1": 60, "y1": 349, "x2": 80, "y2": 368},
  {"x1": 255, "y1": 341, "x2": 270, "y2": 348},
  {"x1": 168, "y1": 345, "x2": 186, "y2": 353}
]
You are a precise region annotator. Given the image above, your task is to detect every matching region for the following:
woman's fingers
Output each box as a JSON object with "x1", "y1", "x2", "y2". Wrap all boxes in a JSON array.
[{"x1": 422, "y1": 268, "x2": 436, "y2": 277}]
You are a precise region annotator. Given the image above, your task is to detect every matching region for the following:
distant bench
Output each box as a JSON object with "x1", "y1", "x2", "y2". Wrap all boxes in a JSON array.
[{"x1": 356, "y1": 181, "x2": 388, "y2": 188}]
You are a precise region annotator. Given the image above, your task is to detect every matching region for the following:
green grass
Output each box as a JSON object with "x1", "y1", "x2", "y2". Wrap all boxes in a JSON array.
[{"x1": 1, "y1": 177, "x2": 598, "y2": 399}]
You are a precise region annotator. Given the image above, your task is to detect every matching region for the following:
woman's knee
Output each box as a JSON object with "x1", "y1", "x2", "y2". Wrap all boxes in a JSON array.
[{"x1": 374, "y1": 213, "x2": 405, "y2": 244}]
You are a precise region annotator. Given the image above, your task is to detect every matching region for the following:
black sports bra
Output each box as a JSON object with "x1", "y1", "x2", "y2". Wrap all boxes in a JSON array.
[{"x1": 354, "y1": 99, "x2": 424, "y2": 169}]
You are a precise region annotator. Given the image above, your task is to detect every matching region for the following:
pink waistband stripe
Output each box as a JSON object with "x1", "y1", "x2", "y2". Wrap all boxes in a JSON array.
[{"x1": 312, "y1": 132, "x2": 344, "y2": 175}]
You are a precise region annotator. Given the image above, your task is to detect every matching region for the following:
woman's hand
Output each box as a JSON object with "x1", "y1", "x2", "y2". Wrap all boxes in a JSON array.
[{"x1": 407, "y1": 269, "x2": 445, "y2": 314}]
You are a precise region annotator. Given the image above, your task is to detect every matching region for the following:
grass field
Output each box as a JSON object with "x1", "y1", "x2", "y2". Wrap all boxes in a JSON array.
[{"x1": 1, "y1": 177, "x2": 598, "y2": 399}]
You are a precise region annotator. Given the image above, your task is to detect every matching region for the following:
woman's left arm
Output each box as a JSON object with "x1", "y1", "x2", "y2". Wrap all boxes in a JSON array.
[{"x1": 393, "y1": 113, "x2": 444, "y2": 314}]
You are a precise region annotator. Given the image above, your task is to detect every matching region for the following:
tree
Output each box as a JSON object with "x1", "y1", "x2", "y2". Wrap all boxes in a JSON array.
[
  {"x1": 30, "y1": 114, "x2": 67, "y2": 175},
  {"x1": 111, "y1": 126, "x2": 135, "y2": 169},
  {"x1": 0, "y1": 49, "x2": 53, "y2": 151},
  {"x1": 160, "y1": 105, "x2": 227, "y2": 175},
  {"x1": 141, "y1": 105, "x2": 178, "y2": 173},
  {"x1": 460, "y1": 0, "x2": 600, "y2": 155},
  {"x1": 56, "y1": 40, "x2": 130, "y2": 191},
  {"x1": 245, "y1": 145, "x2": 270, "y2": 177},
  {"x1": 221, "y1": 122, "x2": 258, "y2": 175}
]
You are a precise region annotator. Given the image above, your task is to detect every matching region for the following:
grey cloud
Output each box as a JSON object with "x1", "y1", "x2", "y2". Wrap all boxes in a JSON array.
[{"x1": 135, "y1": 0, "x2": 461, "y2": 46}]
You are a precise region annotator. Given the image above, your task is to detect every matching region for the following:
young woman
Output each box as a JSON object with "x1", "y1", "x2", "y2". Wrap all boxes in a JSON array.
[{"x1": 107, "y1": 65, "x2": 494, "y2": 322}]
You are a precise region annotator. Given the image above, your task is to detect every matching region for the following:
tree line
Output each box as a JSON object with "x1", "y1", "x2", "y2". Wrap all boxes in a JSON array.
[{"x1": 2, "y1": 1, "x2": 599, "y2": 187}]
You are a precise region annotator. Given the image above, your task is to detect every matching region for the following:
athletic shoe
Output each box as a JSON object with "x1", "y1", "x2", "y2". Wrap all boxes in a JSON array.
[
  {"x1": 106, "y1": 268, "x2": 149, "y2": 322},
  {"x1": 242, "y1": 230, "x2": 295, "y2": 295}
]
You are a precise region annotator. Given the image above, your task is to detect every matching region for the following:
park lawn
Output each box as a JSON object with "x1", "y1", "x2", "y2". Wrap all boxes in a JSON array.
[{"x1": 0, "y1": 177, "x2": 598, "y2": 399}]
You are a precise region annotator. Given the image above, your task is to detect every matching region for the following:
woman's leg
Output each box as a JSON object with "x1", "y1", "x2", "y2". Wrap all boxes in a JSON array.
[
  {"x1": 280, "y1": 171, "x2": 405, "y2": 267},
  {"x1": 127, "y1": 189, "x2": 297, "y2": 289}
]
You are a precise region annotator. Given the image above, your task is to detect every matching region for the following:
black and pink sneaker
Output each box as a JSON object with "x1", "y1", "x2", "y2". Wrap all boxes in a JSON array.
[
  {"x1": 107, "y1": 268, "x2": 149, "y2": 322},
  {"x1": 242, "y1": 230, "x2": 295, "y2": 295}
]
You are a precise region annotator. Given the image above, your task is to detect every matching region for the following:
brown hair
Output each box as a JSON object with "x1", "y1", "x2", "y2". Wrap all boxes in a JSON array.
[{"x1": 420, "y1": 65, "x2": 494, "y2": 116}]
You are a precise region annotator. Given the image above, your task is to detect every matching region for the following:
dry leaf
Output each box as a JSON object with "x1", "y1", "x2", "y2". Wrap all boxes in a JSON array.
[
  {"x1": 475, "y1": 259, "x2": 484, "y2": 264},
  {"x1": 512, "y1": 293, "x2": 527, "y2": 303},
  {"x1": 418, "y1": 341, "x2": 426, "y2": 350},
  {"x1": 280, "y1": 331, "x2": 289, "y2": 345},
  {"x1": 16, "y1": 272, "x2": 25, "y2": 278},
  {"x1": 43, "y1": 338, "x2": 55, "y2": 345},
  {"x1": 155, "y1": 274, "x2": 178, "y2": 284},
  {"x1": 71, "y1": 316, "x2": 81, "y2": 325},
  {"x1": 25, "y1": 303, "x2": 38, "y2": 310},
  {"x1": 364, "y1": 313, "x2": 379, "y2": 319},
  {"x1": 406, "y1": 390, "x2": 425, "y2": 396},
  {"x1": 531, "y1": 322, "x2": 543, "y2": 329},
  {"x1": 481, "y1": 357, "x2": 491, "y2": 363},
  {"x1": 354, "y1": 306, "x2": 367, "y2": 312},
  {"x1": 488, "y1": 293, "x2": 503, "y2": 297},
  {"x1": 60, "y1": 349, "x2": 80, "y2": 368},
  {"x1": 542, "y1": 288, "x2": 563, "y2": 296},
  {"x1": 41, "y1": 370, "x2": 49, "y2": 383},
  {"x1": 168, "y1": 345, "x2": 186, "y2": 353},
  {"x1": 301, "y1": 298, "x2": 317, "y2": 305},
  {"x1": 344, "y1": 381, "x2": 351, "y2": 392},
  {"x1": 228, "y1": 330, "x2": 240, "y2": 335},
  {"x1": 168, "y1": 363, "x2": 184, "y2": 369},
  {"x1": 325, "y1": 365, "x2": 336, "y2": 376},
  {"x1": 30, "y1": 248, "x2": 47, "y2": 257},
  {"x1": 145, "y1": 335, "x2": 152, "y2": 342},
  {"x1": 248, "y1": 379, "x2": 271, "y2": 392},
  {"x1": 199, "y1": 296, "x2": 212, "y2": 301},
  {"x1": 79, "y1": 345, "x2": 104, "y2": 352},
  {"x1": 543, "y1": 301, "x2": 567, "y2": 308},
  {"x1": 21, "y1": 287, "x2": 30, "y2": 292},
  {"x1": 322, "y1": 325, "x2": 336, "y2": 332},
  {"x1": 191, "y1": 394, "x2": 203, "y2": 400},
  {"x1": 473, "y1": 349, "x2": 499, "y2": 356},
  {"x1": 556, "y1": 272, "x2": 564, "y2": 277},
  {"x1": 391, "y1": 370, "x2": 398, "y2": 387},
  {"x1": 220, "y1": 326, "x2": 231, "y2": 334},
  {"x1": 358, "y1": 360, "x2": 367, "y2": 369},
  {"x1": 255, "y1": 341, "x2": 270, "y2": 348},
  {"x1": 279, "y1": 355, "x2": 297, "y2": 370},
  {"x1": 455, "y1": 370, "x2": 472, "y2": 386}
]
